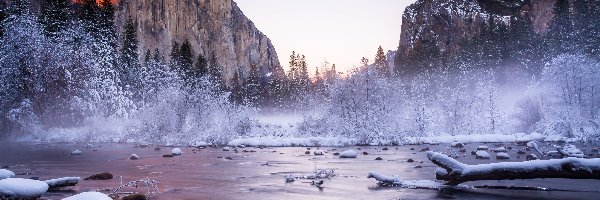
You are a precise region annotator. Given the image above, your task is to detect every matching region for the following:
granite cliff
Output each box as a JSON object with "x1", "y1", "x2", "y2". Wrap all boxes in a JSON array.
[
  {"x1": 0, "y1": 0, "x2": 283, "y2": 84},
  {"x1": 114, "y1": 0, "x2": 283, "y2": 84}
]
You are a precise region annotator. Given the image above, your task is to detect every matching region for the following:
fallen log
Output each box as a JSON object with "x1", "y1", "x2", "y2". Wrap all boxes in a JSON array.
[{"x1": 427, "y1": 151, "x2": 600, "y2": 186}]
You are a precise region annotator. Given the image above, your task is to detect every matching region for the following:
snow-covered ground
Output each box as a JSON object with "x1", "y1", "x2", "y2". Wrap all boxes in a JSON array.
[
  {"x1": 0, "y1": 178, "x2": 48, "y2": 198},
  {"x1": 62, "y1": 192, "x2": 112, "y2": 200},
  {"x1": 228, "y1": 132, "x2": 571, "y2": 147}
]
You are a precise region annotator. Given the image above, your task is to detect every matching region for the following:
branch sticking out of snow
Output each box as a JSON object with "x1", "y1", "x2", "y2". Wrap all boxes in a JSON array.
[
  {"x1": 367, "y1": 171, "x2": 472, "y2": 189},
  {"x1": 557, "y1": 144, "x2": 585, "y2": 158},
  {"x1": 427, "y1": 151, "x2": 600, "y2": 185},
  {"x1": 367, "y1": 171, "x2": 402, "y2": 186}
]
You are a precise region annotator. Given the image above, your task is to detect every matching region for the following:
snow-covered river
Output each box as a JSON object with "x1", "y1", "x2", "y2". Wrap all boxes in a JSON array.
[{"x1": 1, "y1": 142, "x2": 599, "y2": 199}]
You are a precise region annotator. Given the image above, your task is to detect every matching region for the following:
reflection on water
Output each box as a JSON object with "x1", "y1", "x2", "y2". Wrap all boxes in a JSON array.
[{"x1": 1, "y1": 142, "x2": 599, "y2": 199}]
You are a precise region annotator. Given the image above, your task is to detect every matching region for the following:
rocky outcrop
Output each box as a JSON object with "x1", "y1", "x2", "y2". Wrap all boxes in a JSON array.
[
  {"x1": 394, "y1": 0, "x2": 558, "y2": 73},
  {"x1": 115, "y1": 0, "x2": 283, "y2": 85}
]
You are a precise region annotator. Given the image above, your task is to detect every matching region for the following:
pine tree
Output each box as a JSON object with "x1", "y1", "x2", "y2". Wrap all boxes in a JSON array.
[
  {"x1": 119, "y1": 17, "x2": 140, "y2": 91},
  {"x1": 79, "y1": 0, "x2": 100, "y2": 35},
  {"x1": 39, "y1": 0, "x2": 71, "y2": 37},
  {"x1": 287, "y1": 51, "x2": 298, "y2": 83},
  {"x1": 179, "y1": 39, "x2": 194, "y2": 80},
  {"x1": 144, "y1": 49, "x2": 152, "y2": 64},
  {"x1": 547, "y1": 0, "x2": 575, "y2": 56},
  {"x1": 373, "y1": 45, "x2": 388, "y2": 76},
  {"x1": 244, "y1": 64, "x2": 261, "y2": 105},
  {"x1": 7, "y1": 0, "x2": 29, "y2": 17},
  {"x1": 508, "y1": 15, "x2": 543, "y2": 73},
  {"x1": 208, "y1": 52, "x2": 224, "y2": 88},
  {"x1": 0, "y1": 3, "x2": 7, "y2": 37},
  {"x1": 229, "y1": 70, "x2": 242, "y2": 104},
  {"x1": 120, "y1": 17, "x2": 138, "y2": 68},
  {"x1": 170, "y1": 41, "x2": 181, "y2": 65},
  {"x1": 298, "y1": 55, "x2": 309, "y2": 90},
  {"x1": 572, "y1": 0, "x2": 600, "y2": 57},
  {"x1": 196, "y1": 54, "x2": 208, "y2": 77},
  {"x1": 153, "y1": 48, "x2": 161, "y2": 62},
  {"x1": 98, "y1": 0, "x2": 116, "y2": 45}
]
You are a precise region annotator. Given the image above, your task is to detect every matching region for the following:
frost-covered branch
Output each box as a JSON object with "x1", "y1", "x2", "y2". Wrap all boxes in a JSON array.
[{"x1": 427, "y1": 151, "x2": 600, "y2": 185}]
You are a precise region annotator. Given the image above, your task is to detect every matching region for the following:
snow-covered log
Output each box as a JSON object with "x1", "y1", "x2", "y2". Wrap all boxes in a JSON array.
[
  {"x1": 45, "y1": 177, "x2": 80, "y2": 188},
  {"x1": 427, "y1": 151, "x2": 600, "y2": 185}
]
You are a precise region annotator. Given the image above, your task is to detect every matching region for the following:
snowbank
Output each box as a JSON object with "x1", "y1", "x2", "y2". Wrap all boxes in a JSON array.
[
  {"x1": 0, "y1": 169, "x2": 15, "y2": 180},
  {"x1": 406, "y1": 133, "x2": 545, "y2": 144},
  {"x1": 228, "y1": 136, "x2": 360, "y2": 147},
  {"x1": 62, "y1": 192, "x2": 112, "y2": 200},
  {"x1": 0, "y1": 178, "x2": 49, "y2": 198},
  {"x1": 45, "y1": 177, "x2": 80, "y2": 188}
]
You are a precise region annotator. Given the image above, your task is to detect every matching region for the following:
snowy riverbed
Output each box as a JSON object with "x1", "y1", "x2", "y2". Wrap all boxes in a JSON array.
[{"x1": 1, "y1": 142, "x2": 600, "y2": 199}]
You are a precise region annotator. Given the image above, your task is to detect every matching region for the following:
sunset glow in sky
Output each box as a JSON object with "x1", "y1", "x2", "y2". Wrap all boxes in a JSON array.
[{"x1": 236, "y1": 0, "x2": 412, "y2": 73}]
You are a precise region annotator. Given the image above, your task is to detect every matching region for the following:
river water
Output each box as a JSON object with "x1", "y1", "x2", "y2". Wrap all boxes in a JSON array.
[{"x1": 1, "y1": 142, "x2": 599, "y2": 200}]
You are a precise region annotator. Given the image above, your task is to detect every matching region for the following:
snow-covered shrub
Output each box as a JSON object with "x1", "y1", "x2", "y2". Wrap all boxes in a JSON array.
[{"x1": 536, "y1": 54, "x2": 600, "y2": 142}]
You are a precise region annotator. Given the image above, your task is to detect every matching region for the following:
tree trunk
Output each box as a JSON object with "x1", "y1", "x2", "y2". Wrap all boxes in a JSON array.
[{"x1": 427, "y1": 151, "x2": 600, "y2": 186}]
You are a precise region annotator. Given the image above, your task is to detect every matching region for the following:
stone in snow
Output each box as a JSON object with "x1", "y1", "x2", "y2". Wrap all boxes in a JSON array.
[
  {"x1": 493, "y1": 147, "x2": 507, "y2": 152},
  {"x1": 0, "y1": 169, "x2": 15, "y2": 180},
  {"x1": 526, "y1": 154, "x2": 538, "y2": 161},
  {"x1": 171, "y1": 148, "x2": 182, "y2": 156},
  {"x1": 339, "y1": 150, "x2": 358, "y2": 158},
  {"x1": 0, "y1": 178, "x2": 48, "y2": 198},
  {"x1": 496, "y1": 152, "x2": 510, "y2": 159},
  {"x1": 63, "y1": 192, "x2": 112, "y2": 200},
  {"x1": 450, "y1": 142, "x2": 464, "y2": 148},
  {"x1": 71, "y1": 150, "x2": 82, "y2": 155},
  {"x1": 223, "y1": 147, "x2": 230, "y2": 151},
  {"x1": 476, "y1": 146, "x2": 488, "y2": 150},
  {"x1": 130, "y1": 154, "x2": 140, "y2": 160},
  {"x1": 475, "y1": 151, "x2": 490, "y2": 159},
  {"x1": 313, "y1": 150, "x2": 324, "y2": 155},
  {"x1": 45, "y1": 177, "x2": 80, "y2": 188}
]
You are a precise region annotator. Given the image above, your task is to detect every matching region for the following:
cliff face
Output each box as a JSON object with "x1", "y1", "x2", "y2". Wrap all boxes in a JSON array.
[
  {"x1": 0, "y1": 0, "x2": 283, "y2": 84},
  {"x1": 115, "y1": 0, "x2": 283, "y2": 84},
  {"x1": 395, "y1": 0, "x2": 557, "y2": 72}
]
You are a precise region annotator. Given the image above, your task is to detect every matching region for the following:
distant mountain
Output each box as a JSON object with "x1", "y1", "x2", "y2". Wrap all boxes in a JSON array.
[{"x1": 394, "y1": 0, "x2": 600, "y2": 76}]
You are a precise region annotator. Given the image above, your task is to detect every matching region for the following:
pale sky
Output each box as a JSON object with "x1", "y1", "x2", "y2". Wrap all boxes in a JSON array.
[{"x1": 235, "y1": 0, "x2": 414, "y2": 74}]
